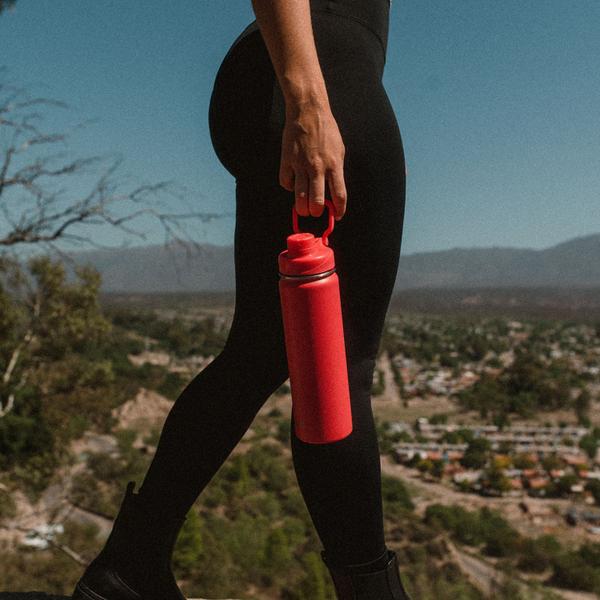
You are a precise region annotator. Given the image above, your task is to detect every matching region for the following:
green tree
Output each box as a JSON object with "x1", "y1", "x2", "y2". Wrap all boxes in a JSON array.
[
  {"x1": 579, "y1": 543, "x2": 600, "y2": 568},
  {"x1": 228, "y1": 454, "x2": 252, "y2": 497},
  {"x1": 480, "y1": 507, "x2": 521, "y2": 557},
  {"x1": 461, "y1": 438, "x2": 491, "y2": 469},
  {"x1": 431, "y1": 459, "x2": 445, "y2": 479},
  {"x1": 586, "y1": 479, "x2": 600, "y2": 506},
  {"x1": 580, "y1": 433, "x2": 599, "y2": 460},
  {"x1": 417, "y1": 458, "x2": 434, "y2": 474},
  {"x1": 548, "y1": 474, "x2": 579, "y2": 498},
  {"x1": 551, "y1": 551, "x2": 600, "y2": 594},
  {"x1": 517, "y1": 535, "x2": 562, "y2": 573},
  {"x1": 0, "y1": 256, "x2": 113, "y2": 492},
  {"x1": 482, "y1": 462, "x2": 511, "y2": 494},
  {"x1": 296, "y1": 551, "x2": 329, "y2": 600},
  {"x1": 173, "y1": 509, "x2": 204, "y2": 578},
  {"x1": 541, "y1": 453, "x2": 563, "y2": 472},
  {"x1": 381, "y1": 474, "x2": 414, "y2": 512},
  {"x1": 262, "y1": 527, "x2": 293, "y2": 576},
  {"x1": 575, "y1": 388, "x2": 591, "y2": 424},
  {"x1": 1, "y1": 256, "x2": 111, "y2": 405}
]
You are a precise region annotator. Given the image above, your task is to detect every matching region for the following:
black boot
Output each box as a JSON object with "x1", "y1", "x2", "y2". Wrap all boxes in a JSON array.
[
  {"x1": 71, "y1": 481, "x2": 187, "y2": 600},
  {"x1": 321, "y1": 547, "x2": 413, "y2": 600}
]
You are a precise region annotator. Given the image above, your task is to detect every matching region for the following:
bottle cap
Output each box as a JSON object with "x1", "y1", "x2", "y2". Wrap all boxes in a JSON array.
[{"x1": 278, "y1": 199, "x2": 336, "y2": 276}]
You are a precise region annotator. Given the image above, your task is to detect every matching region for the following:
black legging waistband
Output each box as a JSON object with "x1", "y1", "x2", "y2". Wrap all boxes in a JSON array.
[
  {"x1": 309, "y1": 0, "x2": 390, "y2": 55},
  {"x1": 227, "y1": 0, "x2": 390, "y2": 63}
]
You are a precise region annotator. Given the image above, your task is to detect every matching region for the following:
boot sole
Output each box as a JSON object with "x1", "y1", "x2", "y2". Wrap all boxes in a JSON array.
[{"x1": 72, "y1": 581, "x2": 107, "y2": 600}]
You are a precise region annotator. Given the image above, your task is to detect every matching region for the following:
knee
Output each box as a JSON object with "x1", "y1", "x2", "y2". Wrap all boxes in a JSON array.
[
  {"x1": 219, "y1": 335, "x2": 290, "y2": 399},
  {"x1": 346, "y1": 354, "x2": 377, "y2": 391}
]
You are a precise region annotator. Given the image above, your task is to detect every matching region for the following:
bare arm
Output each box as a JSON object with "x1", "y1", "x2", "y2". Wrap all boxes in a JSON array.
[{"x1": 251, "y1": 0, "x2": 347, "y2": 220}]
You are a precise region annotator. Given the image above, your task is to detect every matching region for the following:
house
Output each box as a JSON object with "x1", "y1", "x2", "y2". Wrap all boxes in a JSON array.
[{"x1": 527, "y1": 477, "x2": 550, "y2": 490}]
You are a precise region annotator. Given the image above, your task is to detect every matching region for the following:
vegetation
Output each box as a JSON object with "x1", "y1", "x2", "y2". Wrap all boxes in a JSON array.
[
  {"x1": 1, "y1": 255, "x2": 599, "y2": 597},
  {"x1": 425, "y1": 504, "x2": 600, "y2": 595},
  {"x1": 106, "y1": 306, "x2": 230, "y2": 358},
  {"x1": 0, "y1": 256, "x2": 189, "y2": 499}
]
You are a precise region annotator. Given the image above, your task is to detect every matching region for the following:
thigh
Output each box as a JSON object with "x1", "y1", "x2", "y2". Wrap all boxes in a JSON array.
[{"x1": 223, "y1": 179, "x2": 292, "y2": 382}]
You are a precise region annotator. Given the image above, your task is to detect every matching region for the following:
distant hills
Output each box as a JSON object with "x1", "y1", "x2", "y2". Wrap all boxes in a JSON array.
[{"x1": 61, "y1": 233, "x2": 600, "y2": 293}]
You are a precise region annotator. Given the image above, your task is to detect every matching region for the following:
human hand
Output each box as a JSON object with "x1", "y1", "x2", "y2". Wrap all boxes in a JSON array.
[{"x1": 278, "y1": 102, "x2": 347, "y2": 221}]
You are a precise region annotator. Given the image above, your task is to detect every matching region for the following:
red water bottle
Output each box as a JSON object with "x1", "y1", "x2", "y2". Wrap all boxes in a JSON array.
[{"x1": 278, "y1": 198, "x2": 352, "y2": 444}]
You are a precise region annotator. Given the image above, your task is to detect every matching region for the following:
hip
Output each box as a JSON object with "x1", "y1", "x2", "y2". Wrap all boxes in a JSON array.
[{"x1": 208, "y1": 8, "x2": 401, "y2": 182}]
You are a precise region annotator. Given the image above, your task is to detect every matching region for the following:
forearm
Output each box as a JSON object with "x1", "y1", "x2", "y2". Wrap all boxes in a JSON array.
[{"x1": 250, "y1": 0, "x2": 330, "y2": 112}]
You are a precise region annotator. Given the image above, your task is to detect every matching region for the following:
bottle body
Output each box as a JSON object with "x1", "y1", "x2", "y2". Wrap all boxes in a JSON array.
[{"x1": 278, "y1": 227, "x2": 353, "y2": 444}]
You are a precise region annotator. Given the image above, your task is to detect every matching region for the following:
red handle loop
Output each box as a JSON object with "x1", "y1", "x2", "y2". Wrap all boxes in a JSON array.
[{"x1": 292, "y1": 198, "x2": 336, "y2": 247}]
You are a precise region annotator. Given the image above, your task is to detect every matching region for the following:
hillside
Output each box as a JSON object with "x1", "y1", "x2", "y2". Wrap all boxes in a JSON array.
[{"x1": 53, "y1": 233, "x2": 600, "y2": 293}]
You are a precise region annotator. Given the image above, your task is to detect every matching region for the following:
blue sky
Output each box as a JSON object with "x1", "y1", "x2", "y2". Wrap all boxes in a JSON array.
[{"x1": 1, "y1": 0, "x2": 599, "y2": 255}]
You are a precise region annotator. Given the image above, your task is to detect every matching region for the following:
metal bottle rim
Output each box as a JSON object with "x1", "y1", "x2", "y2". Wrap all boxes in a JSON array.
[{"x1": 278, "y1": 267, "x2": 336, "y2": 282}]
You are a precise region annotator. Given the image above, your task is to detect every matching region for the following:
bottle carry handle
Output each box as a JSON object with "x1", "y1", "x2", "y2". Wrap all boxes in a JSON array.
[{"x1": 292, "y1": 198, "x2": 336, "y2": 247}]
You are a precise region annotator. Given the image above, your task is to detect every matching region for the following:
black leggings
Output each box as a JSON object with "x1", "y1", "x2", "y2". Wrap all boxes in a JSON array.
[{"x1": 137, "y1": 0, "x2": 406, "y2": 567}]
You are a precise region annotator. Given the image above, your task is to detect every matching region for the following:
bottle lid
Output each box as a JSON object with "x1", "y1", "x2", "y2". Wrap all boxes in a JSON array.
[
  {"x1": 278, "y1": 200, "x2": 337, "y2": 276},
  {"x1": 279, "y1": 232, "x2": 334, "y2": 276},
  {"x1": 286, "y1": 233, "x2": 318, "y2": 257}
]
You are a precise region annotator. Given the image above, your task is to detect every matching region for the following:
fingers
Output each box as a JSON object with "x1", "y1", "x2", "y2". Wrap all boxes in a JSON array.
[
  {"x1": 279, "y1": 115, "x2": 347, "y2": 221},
  {"x1": 292, "y1": 166, "x2": 346, "y2": 220},
  {"x1": 327, "y1": 166, "x2": 347, "y2": 221},
  {"x1": 279, "y1": 108, "x2": 348, "y2": 222},
  {"x1": 279, "y1": 163, "x2": 295, "y2": 192},
  {"x1": 294, "y1": 171, "x2": 309, "y2": 217},
  {"x1": 308, "y1": 165, "x2": 325, "y2": 217}
]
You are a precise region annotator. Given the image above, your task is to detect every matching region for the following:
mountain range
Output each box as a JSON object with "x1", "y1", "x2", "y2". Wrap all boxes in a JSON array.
[{"x1": 60, "y1": 233, "x2": 600, "y2": 293}]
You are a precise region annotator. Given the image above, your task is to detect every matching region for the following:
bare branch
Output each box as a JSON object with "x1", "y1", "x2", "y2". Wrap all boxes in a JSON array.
[
  {"x1": 0, "y1": 1, "x2": 17, "y2": 16},
  {"x1": 0, "y1": 73, "x2": 230, "y2": 266}
]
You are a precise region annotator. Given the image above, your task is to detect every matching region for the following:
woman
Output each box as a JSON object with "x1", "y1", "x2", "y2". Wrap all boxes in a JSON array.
[{"x1": 72, "y1": 0, "x2": 409, "y2": 599}]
